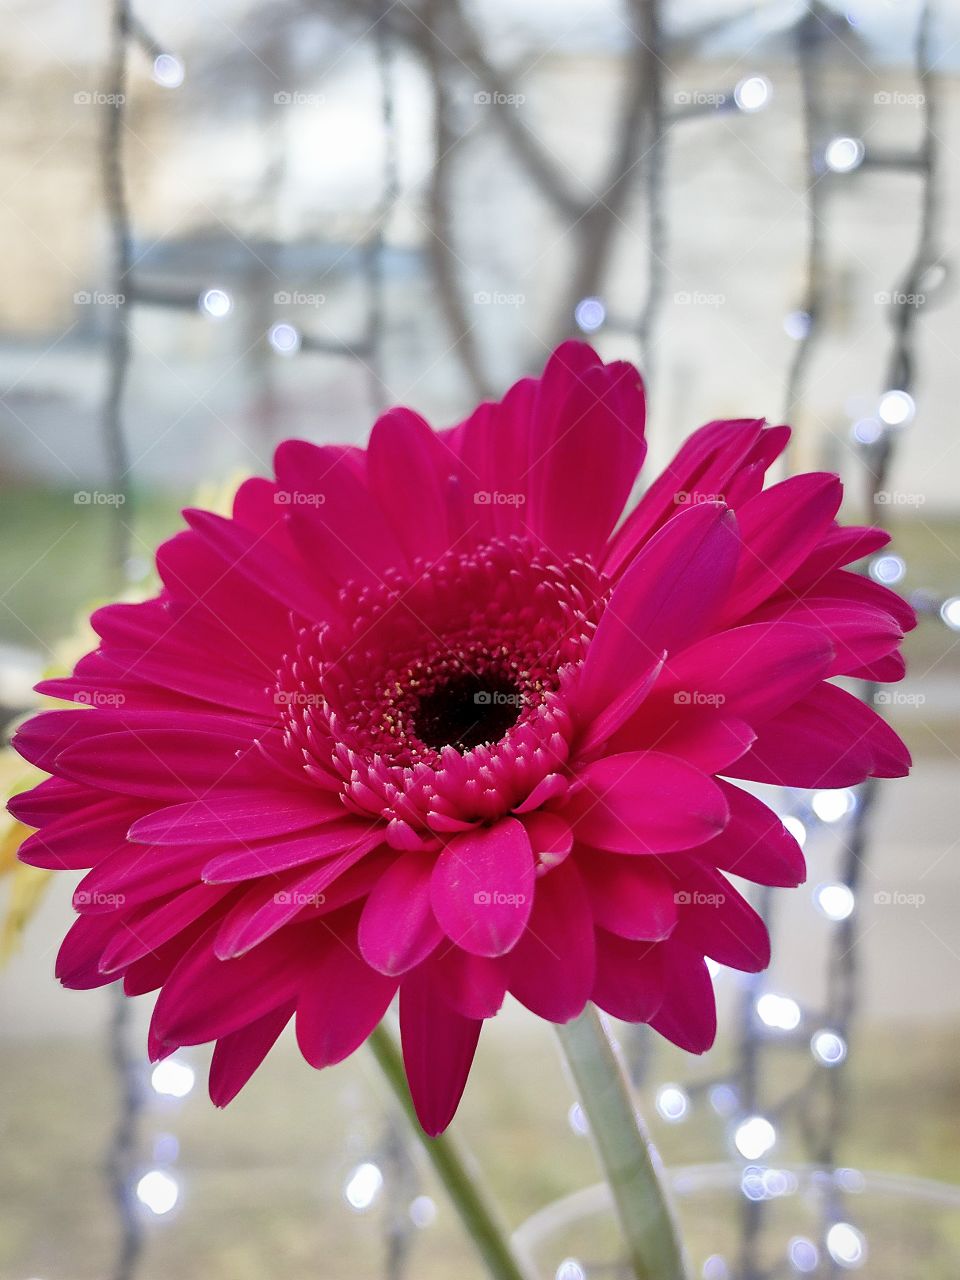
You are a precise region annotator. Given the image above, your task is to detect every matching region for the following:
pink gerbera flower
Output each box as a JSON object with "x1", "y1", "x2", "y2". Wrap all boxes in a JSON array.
[{"x1": 11, "y1": 343, "x2": 911, "y2": 1135}]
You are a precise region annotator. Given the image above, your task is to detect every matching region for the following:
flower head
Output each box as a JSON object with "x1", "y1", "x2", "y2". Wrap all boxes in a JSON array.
[{"x1": 11, "y1": 343, "x2": 911, "y2": 1134}]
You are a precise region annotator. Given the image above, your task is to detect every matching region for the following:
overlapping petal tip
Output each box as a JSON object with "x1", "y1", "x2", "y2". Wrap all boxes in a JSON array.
[{"x1": 9, "y1": 342, "x2": 913, "y2": 1132}]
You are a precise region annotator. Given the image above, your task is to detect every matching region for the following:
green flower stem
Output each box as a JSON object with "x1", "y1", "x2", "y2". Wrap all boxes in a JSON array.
[
  {"x1": 555, "y1": 1007, "x2": 689, "y2": 1280},
  {"x1": 368, "y1": 1022, "x2": 535, "y2": 1280}
]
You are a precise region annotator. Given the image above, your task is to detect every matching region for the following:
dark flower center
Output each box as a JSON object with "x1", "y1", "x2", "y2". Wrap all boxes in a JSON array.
[{"x1": 413, "y1": 671, "x2": 525, "y2": 754}]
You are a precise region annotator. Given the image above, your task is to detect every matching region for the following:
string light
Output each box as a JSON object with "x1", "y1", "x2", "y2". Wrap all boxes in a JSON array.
[
  {"x1": 851, "y1": 417, "x2": 883, "y2": 445},
  {"x1": 709, "y1": 1084, "x2": 738, "y2": 1117},
  {"x1": 574, "y1": 296, "x2": 606, "y2": 332},
  {"x1": 135, "y1": 1170, "x2": 179, "y2": 1216},
  {"x1": 152, "y1": 53, "x2": 184, "y2": 88},
  {"x1": 826, "y1": 1222, "x2": 867, "y2": 1268},
  {"x1": 343, "y1": 1161, "x2": 383, "y2": 1211},
  {"x1": 940, "y1": 597, "x2": 960, "y2": 630},
  {"x1": 150, "y1": 1058, "x2": 195, "y2": 1098},
  {"x1": 199, "y1": 288, "x2": 232, "y2": 319},
  {"x1": 878, "y1": 389, "x2": 916, "y2": 426},
  {"x1": 782, "y1": 310, "x2": 811, "y2": 340},
  {"x1": 811, "y1": 790, "x2": 856, "y2": 824},
  {"x1": 702, "y1": 1254, "x2": 729, "y2": 1278},
  {"x1": 835, "y1": 1167, "x2": 866, "y2": 1193},
  {"x1": 268, "y1": 321, "x2": 301, "y2": 355},
  {"x1": 555, "y1": 1260, "x2": 586, "y2": 1280},
  {"x1": 815, "y1": 882, "x2": 855, "y2": 921},
  {"x1": 869, "y1": 554, "x2": 906, "y2": 585},
  {"x1": 824, "y1": 136, "x2": 865, "y2": 173},
  {"x1": 788, "y1": 1237, "x2": 819, "y2": 1272},
  {"x1": 734, "y1": 75, "x2": 771, "y2": 112},
  {"x1": 811, "y1": 1029, "x2": 848, "y2": 1066},
  {"x1": 756, "y1": 993, "x2": 801, "y2": 1031},
  {"x1": 734, "y1": 1116, "x2": 776, "y2": 1160},
  {"x1": 655, "y1": 1083, "x2": 690, "y2": 1122},
  {"x1": 409, "y1": 1194, "x2": 437, "y2": 1228}
]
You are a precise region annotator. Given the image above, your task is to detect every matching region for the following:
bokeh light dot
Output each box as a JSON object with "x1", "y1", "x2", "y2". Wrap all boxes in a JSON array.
[
  {"x1": 269, "y1": 321, "x2": 302, "y2": 354},
  {"x1": 702, "y1": 1254, "x2": 730, "y2": 1279},
  {"x1": 826, "y1": 1222, "x2": 867, "y2": 1268},
  {"x1": 756, "y1": 993, "x2": 801, "y2": 1031},
  {"x1": 851, "y1": 417, "x2": 883, "y2": 445},
  {"x1": 574, "y1": 297, "x2": 606, "y2": 332},
  {"x1": 344, "y1": 1162, "x2": 383, "y2": 1211},
  {"x1": 869, "y1": 554, "x2": 906, "y2": 585},
  {"x1": 734, "y1": 1115, "x2": 776, "y2": 1160},
  {"x1": 136, "y1": 1170, "x2": 179, "y2": 1216},
  {"x1": 151, "y1": 1058, "x2": 195, "y2": 1098},
  {"x1": 812, "y1": 1029, "x2": 847, "y2": 1066},
  {"x1": 816, "y1": 882, "x2": 855, "y2": 921},
  {"x1": 812, "y1": 789, "x2": 856, "y2": 823},
  {"x1": 556, "y1": 1259, "x2": 586, "y2": 1280},
  {"x1": 199, "y1": 288, "x2": 232, "y2": 319},
  {"x1": 409, "y1": 1195, "x2": 437, "y2": 1228},
  {"x1": 152, "y1": 53, "x2": 185, "y2": 88},
  {"x1": 788, "y1": 1236, "x2": 819, "y2": 1272},
  {"x1": 783, "y1": 309, "x2": 810, "y2": 340},
  {"x1": 825, "y1": 136, "x2": 864, "y2": 173},
  {"x1": 940, "y1": 597, "x2": 960, "y2": 630},
  {"x1": 734, "y1": 75, "x2": 771, "y2": 112},
  {"x1": 878, "y1": 389, "x2": 915, "y2": 426},
  {"x1": 656, "y1": 1083, "x2": 690, "y2": 1122}
]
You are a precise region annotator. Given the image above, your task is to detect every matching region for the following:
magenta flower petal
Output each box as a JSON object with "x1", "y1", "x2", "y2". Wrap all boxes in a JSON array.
[
  {"x1": 128, "y1": 791, "x2": 345, "y2": 845},
  {"x1": 358, "y1": 853, "x2": 445, "y2": 976},
  {"x1": 719, "y1": 473, "x2": 842, "y2": 622},
  {"x1": 400, "y1": 966, "x2": 482, "y2": 1137},
  {"x1": 578, "y1": 502, "x2": 740, "y2": 721},
  {"x1": 649, "y1": 942, "x2": 717, "y2": 1054},
  {"x1": 563, "y1": 752, "x2": 729, "y2": 854},
  {"x1": 581, "y1": 850, "x2": 679, "y2": 941},
  {"x1": 10, "y1": 342, "x2": 912, "y2": 1131},
  {"x1": 593, "y1": 930, "x2": 665, "y2": 1023},
  {"x1": 295, "y1": 933, "x2": 399, "y2": 1069},
  {"x1": 431, "y1": 818, "x2": 535, "y2": 957},
  {"x1": 507, "y1": 857, "x2": 595, "y2": 1021},
  {"x1": 367, "y1": 408, "x2": 455, "y2": 561},
  {"x1": 210, "y1": 1002, "x2": 294, "y2": 1107}
]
